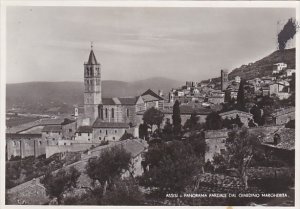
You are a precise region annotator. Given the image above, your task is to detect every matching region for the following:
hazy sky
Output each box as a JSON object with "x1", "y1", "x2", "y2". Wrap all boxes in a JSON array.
[{"x1": 7, "y1": 7, "x2": 295, "y2": 83}]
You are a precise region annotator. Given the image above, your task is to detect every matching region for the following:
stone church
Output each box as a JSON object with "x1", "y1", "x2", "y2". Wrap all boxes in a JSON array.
[{"x1": 77, "y1": 46, "x2": 145, "y2": 141}]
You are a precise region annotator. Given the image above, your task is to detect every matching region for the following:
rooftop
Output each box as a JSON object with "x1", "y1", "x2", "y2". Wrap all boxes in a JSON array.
[
  {"x1": 102, "y1": 96, "x2": 140, "y2": 105},
  {"x1": 271, "y1": 107, "x2": 295, "y2": 117},
  {"x1": 162, "y1": 105, "x2": 212, "y2": 115},
  {"x1": 87, "y1": 49, "x2": 98, "y2": 65},
  {"x1": 92, "y1": 119, "x2": 130, "y2": 129},
  {"x1": 141, "y1": 89, "x2": 164, "y2": 101},
  {"x1": 219, "y1": 110, "x2": 253, "y2": 117},
  {"x1": 76, "y1": 126, "x2": 93, "y2": 133},
  {"x1": 6, "y1": 133, "x2": 42, "y2": 140},
  {"x1": 41, "y1": 125, "x2": 62, "y2": 133},
  {"x1": 261, "y1": 128, "x2": 295, "y2": 150}
]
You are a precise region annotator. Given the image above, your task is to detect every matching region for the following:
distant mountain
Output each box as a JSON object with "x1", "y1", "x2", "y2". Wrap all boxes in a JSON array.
[
  {"x1": 205, "y1": 48, "x2": 295, "y2": 83},
  {"x1": 6, "y1": 77, "x2": 182, "y2": 114},
  {"x1": 228, "y1": 48, "x2": 295, "y2": 80}
]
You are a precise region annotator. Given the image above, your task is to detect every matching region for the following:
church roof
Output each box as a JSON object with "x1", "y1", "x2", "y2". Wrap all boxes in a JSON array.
[
  {"x1": 76, "y1": 126, "x2": 93, "y2": 133},
  {"x1": 102, "y1": 97, "x2": 140, "y2": 105},
  {"x1": 141, "y1": 89, "x2": 164, "y2": 101},
  {"x1": 87, "y1": 50, "x2": 98, "y2": 65},
  {"x1": 92, "y1": 120, "x2": 130, "y2": 128},
  {"x1": 41, "y1": 125, "x2": 62, "y2": 133}
]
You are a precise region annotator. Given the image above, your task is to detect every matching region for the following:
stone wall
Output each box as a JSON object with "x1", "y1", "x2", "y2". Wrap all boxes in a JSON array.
[
  {"x1": 6, "y1": 138, "x2": 47, "y2": 160},
  {"x1": 45, "y1": 142, "x2": 100, "y2": 158}
]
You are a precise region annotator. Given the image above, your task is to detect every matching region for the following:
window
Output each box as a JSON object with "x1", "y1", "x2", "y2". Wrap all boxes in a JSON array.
[
  {"x1": 88, "y1": 133, "x2": 90, "y2": 137},
  {"x1": 46, "y1": 132, "x2": 49, "y2": 134},
  {"x1": 79, "y1": 133, "x2": 81, "y2": 136},
  {"x1": 127, "y1": 109, "x2": 129, "y2": 117},
  {"x1": 105, "y1": 108, "x2": 108, "y2": 118},
  {"x1": 111, "y1": 108, "x2": 114, "y2": 118},
  {"x1": 69, "y1": 129, "x2": 72, "y2": 133},
  {"x1": 115, "y1": 130, "x2": 117, "y2": 133},
  {"x1": 99, "y1": 137, "x2": 101, "y2": 140},
  {"x1": 100, "y1": 130, "x2": 102, "y2": 133},
  {"x1": 113, "y1": 137, "x2": 115, "y2": 140},
  {"x1": 106, "y1": 130, "x2": 108, "y2": 135}
]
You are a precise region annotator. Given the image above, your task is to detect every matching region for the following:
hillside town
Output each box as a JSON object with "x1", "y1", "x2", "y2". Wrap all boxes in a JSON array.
[{"x1": 5, "y1": 42, "x2": 295, "y2": 206}]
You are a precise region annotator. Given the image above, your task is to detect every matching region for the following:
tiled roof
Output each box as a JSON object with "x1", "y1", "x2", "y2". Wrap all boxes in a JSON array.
[
  {"x1": 141, "y1": 89, "x2": 164, "y2": 101},
  {"x1": 118, "y1": 97, "x2": 139, "y2": 105},
  {"x1": 6, "y1": 133, "x2": 42, "y2": 140},
  {"x1": 102, "y1": 97, "x2": 139, "y2": 105},
  {"x1": 61, "y1": 118, "x2": 75, "y2": 125},
  {"x1": 92, "y1": 119, "x2": 129, "y2": 128},
  {"x1": 219, "y1": 110, "x2": 253, "y2": 117},
  {"x1": 87, "y1": 50, "x2": 98, "y2": 65},
  {"x1": 102, "y1": 98, "x2": 115, "y2": 105},
  {"x1": 271, "y1": 107, "x2": 295, "y2": 117},
  {"x1": 41, "y1": 125, "x2": 62, "y2": 132},
  {"x1": 163, "y1": 105, "x2": 212, "y2": 115},
  {"x1": 76, "y1": 126, "x2": 93, "y2": 133},
  {"x1": 261, "y1": 128, "x2": 295, "y2": 150}
]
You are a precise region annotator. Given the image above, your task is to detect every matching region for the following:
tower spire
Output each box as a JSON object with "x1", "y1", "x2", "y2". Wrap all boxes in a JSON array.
[{"x1": 87, "y1": 42, "x2": 98, "y2": 65}]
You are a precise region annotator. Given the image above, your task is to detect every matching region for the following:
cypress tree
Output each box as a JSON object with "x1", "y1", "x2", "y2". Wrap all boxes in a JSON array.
[
  {"x1": 172, "y1": 100, "x2": 181, "y2": 136},
  {"x1": 237, "y1": 79, "x2": 246, "y2": 110}
]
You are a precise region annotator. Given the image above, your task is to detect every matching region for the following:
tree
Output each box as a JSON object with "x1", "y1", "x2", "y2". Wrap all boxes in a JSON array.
[
  {"x1": 250, "y1": 105, "x2": 264, "y2": 126},
  {"x1": 41, "y1": 166, "x2": 81, "y2": 204},
  {"x1": 225, "y1": 128, "x2": 261, "y2": 189},
  {"x1": 224, "y1": 90, "x2": 232, "y2": 103},
  {"x1": 162, "y1": 118, "x2": 174, "y2": 141},
  {"x1": 184, "y1": 112, "x2": 199, "y2": 130},
  {"x1": 172, "y1": 100, "x2": 182, "y2": 137},
  {"x1": 139, "y1": 141, "x2": 202, "y2": 195},
  {"x1": 222, "y1": 117, "x2": 232, "y2": 129},
  {"x1": 205, "y1": 112, "x2": 223, "y2": 130},
  {"x1": 234, "y1": 114, "x2": 243, "y2": 127},
  {"x1": 248, "y1": 119, "x2": 257, "y2": 128},
  {"x1": 237, "y1": 79, "x2": 246, "y2": 110},
  {"x1": 139, "y1": 123, "x2": 148, "y2": 140},
  {"x1": 101, "y1": 178, "x2": 145, "y2": 205},
  {"x1": 143, "y1": 107, "x2": 164, "y2": 133},
  {"x1": 86, "y1": 146, "x2": 131, "y2": 186}
]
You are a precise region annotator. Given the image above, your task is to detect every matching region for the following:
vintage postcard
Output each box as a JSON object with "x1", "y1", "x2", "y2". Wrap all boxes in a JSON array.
[{"x1": 0, "y1": 1, "x2": 299, "y2": 208}]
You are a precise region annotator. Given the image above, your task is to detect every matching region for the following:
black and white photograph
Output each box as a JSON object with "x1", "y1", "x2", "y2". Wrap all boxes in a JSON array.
[{"x1": 1, "y1": 1, "x2": 299, "y2": 207}]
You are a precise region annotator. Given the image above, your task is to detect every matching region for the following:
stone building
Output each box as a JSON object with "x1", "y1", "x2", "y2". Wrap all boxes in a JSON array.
[
  {"x1": 6, "y1": 134, "x2": 46, "y2": 160},
  {"x1": 204, "y1": 130, "x2": 228, "y2": 162},
  {"x1": 92, "y1": 120, "x2": 136, "y2": 141},
  {"x1": 141, "y1": 89, "x2": 164, "y2": 110},
  {"x1": 219, "y1": 110, "x2": 253, "y2": 127},
  {"x1": 41, "y1": 119, "x2": 76, "y2": 141},
  {"x1": 271, "y1": 107, "x2": 295, "y2": 125},
  {"x1": 74, "y1": 126, "x2": 93, "y2": 142},
  {"x1": 159, "y1": 105, "x2": 212, "y2": 127},
  {"x1": 99, "y1": 96, "x2": 145, "y2": 126}
]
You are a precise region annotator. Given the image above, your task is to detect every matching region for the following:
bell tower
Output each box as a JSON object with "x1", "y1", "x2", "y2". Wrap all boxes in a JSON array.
[{"x1": 84, "y1": 43, "x2": 101, "y2": 125}]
